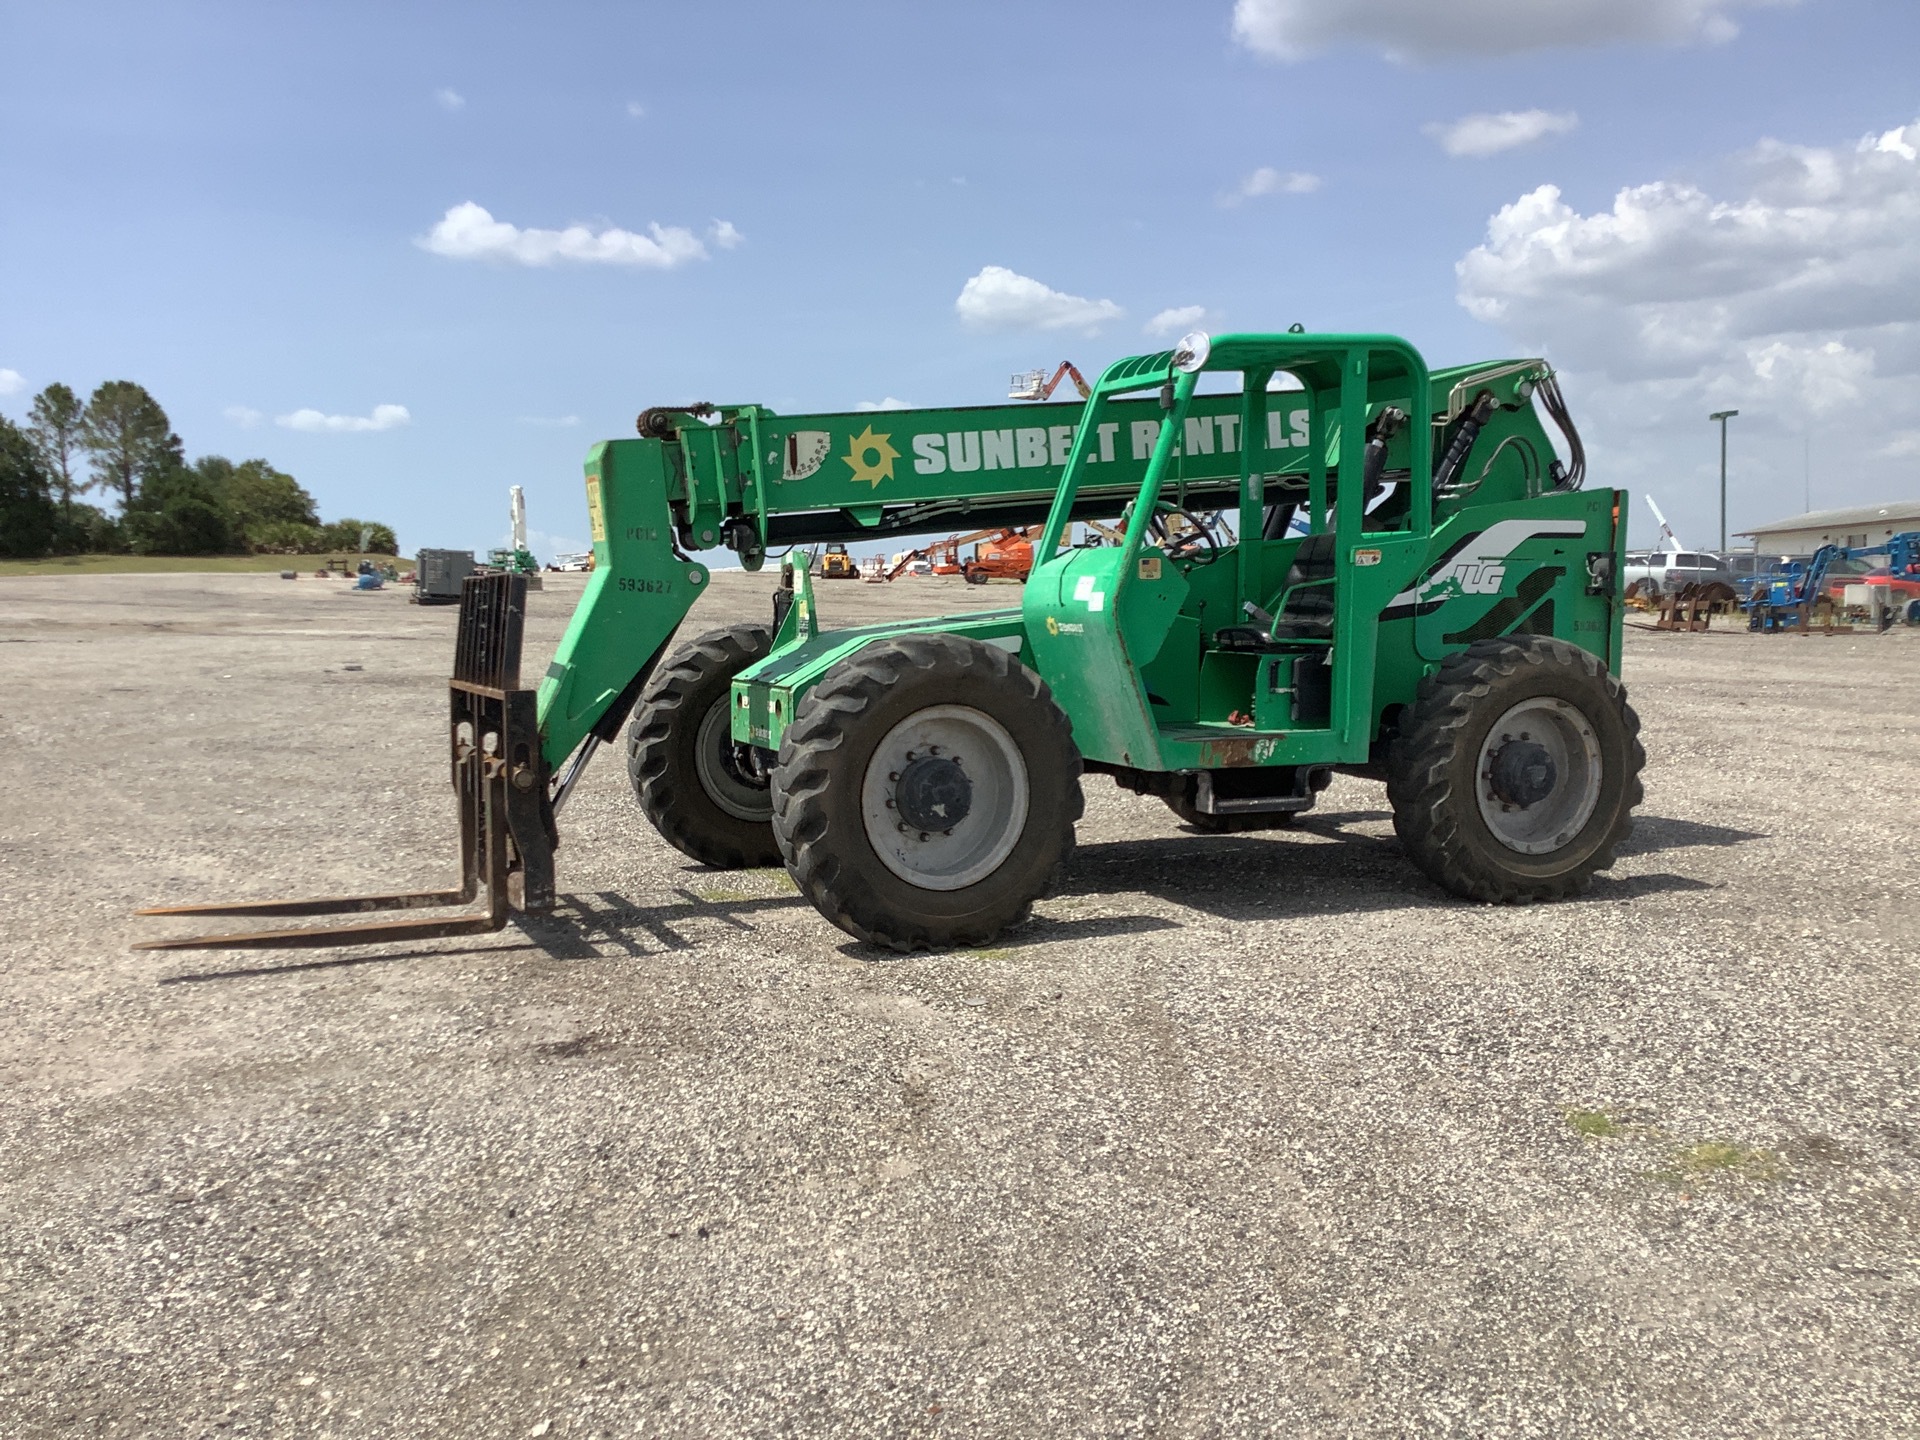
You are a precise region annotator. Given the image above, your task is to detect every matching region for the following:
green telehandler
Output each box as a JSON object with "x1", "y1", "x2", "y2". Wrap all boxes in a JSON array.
[{"x1": 138, "y1": 330, "x2": 1642, "y2": 953}]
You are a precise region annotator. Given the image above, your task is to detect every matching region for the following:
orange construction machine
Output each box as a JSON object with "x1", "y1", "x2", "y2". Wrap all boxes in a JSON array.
[{"x1": 961, "y1": 527, "x2": 1039, "y2": 585}]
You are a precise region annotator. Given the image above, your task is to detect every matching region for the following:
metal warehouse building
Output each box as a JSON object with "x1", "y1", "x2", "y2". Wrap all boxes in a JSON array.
[{"x1": 1737, "y1": 500, "x2": 1920, "y2": 555}]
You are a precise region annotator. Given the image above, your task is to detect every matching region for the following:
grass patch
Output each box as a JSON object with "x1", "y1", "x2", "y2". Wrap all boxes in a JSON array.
[
  {"x1": 1562, "y1": 1104, "x2": 1784, "y2": 1191},
  {"x1": 1645, "y1": 1139, "x2": 1782, "y2": 1189},
  {"x1": 690, "y1": 871, "x2": 800, "y2": 904},
  {"x1": 0, "y1": 553, "x2": 411, "y2": 577},
  {"x1": 1564, "y1": 1107, "x2": 1625, "y2": 1140}
]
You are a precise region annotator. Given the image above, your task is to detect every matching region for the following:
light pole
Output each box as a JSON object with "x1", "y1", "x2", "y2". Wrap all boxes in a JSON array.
[{"x1": 1709, "y1": 410, "x2": 1738, "y2": 552}]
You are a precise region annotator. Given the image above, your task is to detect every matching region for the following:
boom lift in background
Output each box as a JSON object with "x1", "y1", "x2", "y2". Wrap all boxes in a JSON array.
[
  {"x1": 1747, "y1": 531, "x2": 1920, "y2": 632},
  {"x1": 960, "y1": 527, "x2": 1039, "y2": 584},
  {"x1": 139, "y1": 330, "x2": 1643, "y2": 955},
  {"x1": 485, "y1": 485, "x2": 543, "y2": 581},
  {"x1": 1009, "y1": 361, "x2": 1093, "y2": 403},
  {"x1": 1646, "y1": 495, "x2": 1684, "y2": 553},
  {"x1": 869, "y1": 527, "x2": 1040, "y2": 584}
]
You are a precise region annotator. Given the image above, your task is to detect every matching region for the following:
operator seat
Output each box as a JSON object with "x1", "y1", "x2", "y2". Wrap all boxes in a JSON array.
[
  {"x1": 1211, "y1": 532, "x2": 1338, "y2": 651},
  {"x1": 1269, "y1": 532, "x2": 1337, "y2": 641}
]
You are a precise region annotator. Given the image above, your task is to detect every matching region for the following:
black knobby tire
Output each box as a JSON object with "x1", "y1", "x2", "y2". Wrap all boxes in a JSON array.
[
  {"x1": 1387, "y1": 635, "x2": 1644, "y2": 903},
  {"x1": 626, "y1": 623, "x2": 782, "y2": 869},
  {"x1": 963, "y1": 566, "x2": 988, "y2": 586},
  {"x1": 771, "y1": 633, "x2": 1083, "y2": 951},
  {"x1": 1162, "y1": 793, "x2": 1296, "y2": 833}
]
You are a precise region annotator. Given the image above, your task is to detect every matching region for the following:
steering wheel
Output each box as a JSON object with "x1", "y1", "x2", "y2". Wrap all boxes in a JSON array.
[{"x1": 1153, "y1": 506, "x2": 1222, "y2": 564}]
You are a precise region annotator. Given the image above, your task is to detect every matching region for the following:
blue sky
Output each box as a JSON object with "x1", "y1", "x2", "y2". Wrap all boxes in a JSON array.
[{"x1": 3, "y1": 0, "x2": 1916, "y2": 557}]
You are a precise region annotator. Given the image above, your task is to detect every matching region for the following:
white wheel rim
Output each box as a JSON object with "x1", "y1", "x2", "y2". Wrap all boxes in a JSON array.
[
  {"x1": 860, "y1": 705, "x2": 1029, "y2": 891},
  {"x1": 1473, "y1": 697, "x2": 1604, "y2": 856}
]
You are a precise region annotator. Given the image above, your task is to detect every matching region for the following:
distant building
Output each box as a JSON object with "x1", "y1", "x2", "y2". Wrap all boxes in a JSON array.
[{"x1": 1735, "y1": 500, "x2": 1920, "y2": 555}]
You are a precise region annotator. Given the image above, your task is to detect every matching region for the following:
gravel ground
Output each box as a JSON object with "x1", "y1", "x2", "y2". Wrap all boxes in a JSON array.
[{"x1": 2, "y1": 571, "x2": 1916, "y2": 1439}]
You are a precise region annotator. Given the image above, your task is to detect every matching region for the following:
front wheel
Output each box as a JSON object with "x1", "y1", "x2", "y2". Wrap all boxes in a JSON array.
[
  {"x1": 771, "y1": 634, "x2": 1083, "y2": 950},
  {"x1": 1387, "y1": 636, "x2": 1643, "y2": 903}
]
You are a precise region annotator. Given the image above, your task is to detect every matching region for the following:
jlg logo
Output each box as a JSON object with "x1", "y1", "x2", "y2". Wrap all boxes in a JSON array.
[
  {"x1": 1386, "y1": 519, "x2": 1588, "y2": 614},
  {"x1": 1424, "y1": 561, "x2": 1507, "y2": 598}
]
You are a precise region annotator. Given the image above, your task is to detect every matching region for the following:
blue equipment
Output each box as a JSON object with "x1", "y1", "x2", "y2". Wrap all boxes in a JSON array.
[{"x1": 1746, "y1": 531, "x2": 1919, "y2": 631}]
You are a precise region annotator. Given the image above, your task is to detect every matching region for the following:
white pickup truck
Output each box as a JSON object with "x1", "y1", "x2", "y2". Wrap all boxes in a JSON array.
[{"x1": 1622, "y1": 549, "x2": 1732, "y2": 598}]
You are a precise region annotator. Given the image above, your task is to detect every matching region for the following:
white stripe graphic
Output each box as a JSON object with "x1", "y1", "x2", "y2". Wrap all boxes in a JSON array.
[{"x1": 1388, "y1": 518, "x2": 1588, "y2": 608}]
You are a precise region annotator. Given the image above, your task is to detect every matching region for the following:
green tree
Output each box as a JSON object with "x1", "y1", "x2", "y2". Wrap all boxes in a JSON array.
[
  {"x1": 123, "y1": 456, "x2": 234, "y2": 556},
  {"x1": 321, "y1": 518, "x2": 398, "y2": 554},
  {"x1": 26, "y1": 382, "x2": 86, "y2": 521},
  {"x1": 57, "y1": 502, "x2": 125, "y2": 554},
  {"x1": 0, "y1": 417, "x2": 58, "y2": 558},
  {"x1": 249, "y1": 520, "x2": 326, "y2": 553},
  {"x1": 193, "y1": 455, "x2": 318, "y2": 545},
  {"x1": 79, "y1": 380, "x2": 178, "y2": 509}
]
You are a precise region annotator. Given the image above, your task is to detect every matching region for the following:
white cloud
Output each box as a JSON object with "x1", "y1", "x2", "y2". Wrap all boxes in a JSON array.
[
  {"x1": 1145, "y1": 306, "x2": 1212, "y2": 338},
  {"x1": 224, "y1": 405, "x2": 264, "y2": 428},
  {"x1": 435, "y1": 87, "x2": 465, "y2": 112},
  {"x1": 1456, "y1": 120, "x2": 1920, "y2": 379},
  {"x1": 418, "y1": 202, "x2": 709, "y2": 269},
  {"x1": 954, "y1": 266, "x2": 1123, "y2": 334},
  {"x1": 1878, "y1": 431, "x2": 1920, "y2": 459},
  {"x1": 1456, "y1": 115, "x2": 1920, "y2": 540},
  {"x1": 1221, "y1": 167, "x2": 1321, "y2": 207},
  {"x1": 517, "y1": 415, "x2": 580, "y2": 428},
  {"x1": 1427, "y1": 110, "x2": 1579, "y2": 158},
  {"x1": 276, "y1": 404, "x2": 412, "y2": 434},
  {"x1": 1231, "y1": 0, "x2": 1798, "y2": 63},
  {"x1": 0, "y1": 368, "x2": 23, "y2": 396},
  {"x1": 626, "y1": 100, "x2": 646, "y2": 119},
  {"x1": 709, "y1": 219, "x2": 744, "y2": 250},
  {"x1": 857, "y1": 397, "x2": 912, "y2": 411}
]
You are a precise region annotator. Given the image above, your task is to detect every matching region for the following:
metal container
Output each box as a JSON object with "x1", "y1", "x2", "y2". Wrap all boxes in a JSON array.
[{"x1": 415, "y1": 549, "x2": 475, "y2": 606}]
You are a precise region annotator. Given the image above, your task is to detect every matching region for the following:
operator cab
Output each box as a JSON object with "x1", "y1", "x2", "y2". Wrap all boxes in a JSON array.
[{"x1": 1025, "y1": 331, "x2": 1584, "y2": 779}]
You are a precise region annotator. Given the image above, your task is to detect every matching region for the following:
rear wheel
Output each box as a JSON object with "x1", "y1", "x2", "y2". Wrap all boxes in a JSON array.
[
  {"x1": 772, "y1": 634, "x2": 1082, "y2": 950},
  {"x1": 963, "y1": 565, "x2": 989, "y2": 586},
  {"x1": 626, "y1": 623, "x2": 782, "y2": 869},
  {"x1": 1387, "y1": 636, "x2": 1642, "y2": 903}
]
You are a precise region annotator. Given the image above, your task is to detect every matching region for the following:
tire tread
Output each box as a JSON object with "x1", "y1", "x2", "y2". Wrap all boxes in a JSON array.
[
  {"x1": 772, "y1": 633, "x2": 1082, "y2": 951},
  {"x1": 626, "y1": 623, "x2": 781, "y2": 869},
  {"x1": 1386, "y1": 635, "x2": 1644, "y2": 903}
]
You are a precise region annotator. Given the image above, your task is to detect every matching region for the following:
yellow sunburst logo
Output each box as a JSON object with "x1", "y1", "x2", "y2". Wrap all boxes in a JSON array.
[{"x1": 842, "y1": 425, "x2": 899, "y2": 488}]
